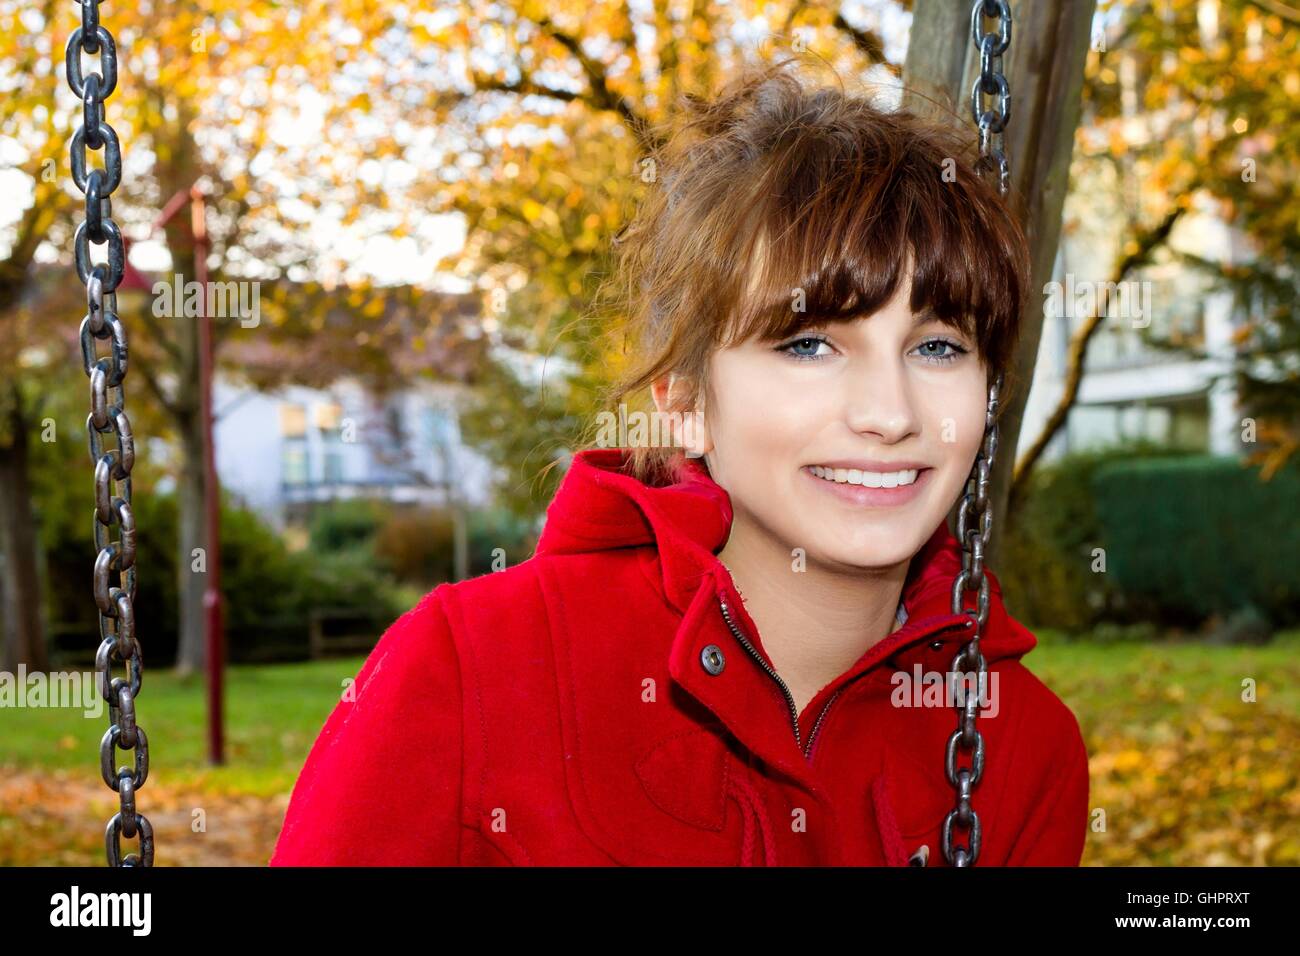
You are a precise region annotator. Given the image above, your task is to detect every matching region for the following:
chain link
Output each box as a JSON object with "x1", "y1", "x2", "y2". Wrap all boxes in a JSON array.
[
  {"x1": 67, "y1": 0, "x2": 154, "y2": 867},
  {"x1": 939, "y1": 0, "x2": 1013, "y2": 869},
  {"x1": 970, "y1": 0, "x2": 1012, "y2": 197}
]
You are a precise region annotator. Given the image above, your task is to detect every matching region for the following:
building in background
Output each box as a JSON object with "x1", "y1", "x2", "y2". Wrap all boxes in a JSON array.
[
  {"x1": 214, "y1": 376, "x2": 498, "y2": 534},
  {"x1": 1022, "y1": 192, "x2": 1250, "y2": 464},
  {"x1": 1017, "y1": 16, "x2": 1252, "y2": 465}
]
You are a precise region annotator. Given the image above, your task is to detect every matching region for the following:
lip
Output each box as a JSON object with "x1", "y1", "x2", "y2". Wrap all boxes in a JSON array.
[
  {"x1": 801, "y1": 463, "x2": 933, "y2": 507},
  {"x1": 808, "y1": 459, "x2": 931, "y2": 472}
]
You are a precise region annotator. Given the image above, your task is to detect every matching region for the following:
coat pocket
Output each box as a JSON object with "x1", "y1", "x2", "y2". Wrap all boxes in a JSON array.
[
  {"x1": 553, "y1": 724, "x2": 744, "y2": 865},
  {"x1": 875, "y1": 744, "x2": 958, "y2": 866}
]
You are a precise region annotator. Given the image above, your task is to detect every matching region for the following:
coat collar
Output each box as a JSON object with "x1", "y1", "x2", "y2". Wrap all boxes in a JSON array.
[
  {"x1": 535, "y1": 447, "x2": 1035, "y2": 785},
  {"x1": 536, "y1": 447, "x2": 733, "y2": 612}
]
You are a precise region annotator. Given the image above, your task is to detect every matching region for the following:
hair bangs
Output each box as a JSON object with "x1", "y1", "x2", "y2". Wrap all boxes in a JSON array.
[{"x1": 722, "y1": 147, "x2": 1020, "y2": 364}]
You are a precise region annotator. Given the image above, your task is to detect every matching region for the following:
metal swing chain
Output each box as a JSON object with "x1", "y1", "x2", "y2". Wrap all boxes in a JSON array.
[
  {"x1": 67, "y1": 0, "x2": 154, "y2": 867},
  {"x1": 938, "y1": 0, "x2": 1012, "y2": 869},
  {"x1": 970, "y1": 0, "x2": 1012, "y2": 196}
]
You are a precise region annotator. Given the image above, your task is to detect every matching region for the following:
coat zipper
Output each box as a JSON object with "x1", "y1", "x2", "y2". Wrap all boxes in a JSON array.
[
  {"x1": 718, "y1": 597, "x2": 840, "y2": 761},
  {"x1": 717, "y1": 594, "x2": 969, "y2": 762}
]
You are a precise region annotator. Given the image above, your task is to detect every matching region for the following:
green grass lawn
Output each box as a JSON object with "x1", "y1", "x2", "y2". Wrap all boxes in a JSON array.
[
  {"x1": 1026, "y1": 629, "x2": 1300, "y2": 733},
  {"x1": 6, "y1": 631, "x2": 1297, "y2": 792},
  {"x1": 1, "y1": 655, "x2": 369, "y2": 796}
]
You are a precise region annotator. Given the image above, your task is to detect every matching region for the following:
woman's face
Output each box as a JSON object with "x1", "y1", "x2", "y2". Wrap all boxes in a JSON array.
[{"x1": 661, "y1": 271, "x2": 989, "y2": 574}]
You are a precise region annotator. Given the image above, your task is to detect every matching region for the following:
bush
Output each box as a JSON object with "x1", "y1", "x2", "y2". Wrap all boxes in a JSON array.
[
  {"x1": 38, "y1": 484, "x2": 409, "y2": 666},
  {"x1": 308, "y1": 498, "x2": 390, "y2": 553},
  {"x1": 999, "y1": 440, "x2": 1184, "y2": 634},
  {"x1": 1001, "y1": 446, "x2": 1300, "y2": 636},
  {"x1": 467, "y1": 507, "x2": 541, "y2": 575},
  {"x1": 1093, "y1": 454, "x2": 1300, "y2": 629},
  {"x1": 372, "y1": 504, "x2": 542, "y2": 585},
  {"x1": 373, "y1": 506, "x2": 457, "y2": 584}
]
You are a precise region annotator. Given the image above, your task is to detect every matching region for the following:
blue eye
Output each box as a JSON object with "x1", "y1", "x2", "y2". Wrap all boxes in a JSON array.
[
  {"x1": 776, "y1": 334, "x2": 970, "y2": 365},
  {"x1": 915, "y1": 338, "x2": 969, "y2": 365},
  {"x1": 775, "y1": 334, "x2": 832, "y2": 362}
]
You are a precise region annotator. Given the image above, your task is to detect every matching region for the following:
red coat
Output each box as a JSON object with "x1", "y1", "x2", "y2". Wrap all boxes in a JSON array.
[{"x1": 271, "y1": 447, "x2": 1089, "y2": 866}]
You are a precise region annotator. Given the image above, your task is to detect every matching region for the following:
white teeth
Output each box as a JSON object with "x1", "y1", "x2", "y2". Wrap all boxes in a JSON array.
[{"x1": 809, "y1": 465, "x2": 920, "y2": 487}]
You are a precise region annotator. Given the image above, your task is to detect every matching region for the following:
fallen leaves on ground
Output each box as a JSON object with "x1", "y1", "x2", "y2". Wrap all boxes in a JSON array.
[
  {"x1": 0, "y1": 767, "x2": 289, "y2": 866},
  {"x1": 1082, "y1": 705, "x2": 1299, "y2": 866}
]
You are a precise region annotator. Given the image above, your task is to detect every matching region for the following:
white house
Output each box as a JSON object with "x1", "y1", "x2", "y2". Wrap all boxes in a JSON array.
[
  {"x1": 213, "y1": 376, "x2": 498, "y2": 532},
  {"x1": 1017, "y1": 15, "x2": 1254, "y2": 465}
]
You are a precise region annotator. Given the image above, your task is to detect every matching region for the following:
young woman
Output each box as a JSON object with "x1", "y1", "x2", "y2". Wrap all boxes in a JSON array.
[{"x1": 271, "y1": 58, "x2": 1089, "y2": 867}]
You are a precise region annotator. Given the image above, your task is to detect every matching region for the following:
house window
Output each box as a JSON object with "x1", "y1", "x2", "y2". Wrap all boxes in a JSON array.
[
  {"x1": 280, "y1": 403, "x2": 306, "y2": 438},
  {"x1": 322, "y1": 448, "x2": 344, "y2": 484},
  {"x1": 321, "y1": 411, "x2": 345, "y2": 484},
  {"x1": 315, "y1": 401, "x2": 343, "y2": 432},
  {"x1": 424, "y1": 405, "x2": 456, "y2": 447},
  {"x1": 283, "y1": 441, "x2": 309, "y2": 485}
]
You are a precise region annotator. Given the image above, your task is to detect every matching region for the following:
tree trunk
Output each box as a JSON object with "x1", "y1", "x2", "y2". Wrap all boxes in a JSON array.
[
  {"x1": 903, "y1": 0, "x2": 1098, "y2": 567},
  {"x1": 157, "y1": 97, "x2": 214, "y2": 678},
  {"x1": 174, "y1": 309, "x2": 209, "y2": 677},
  {"x1": 0, "y1": 384, "x2": 49, "y2": 672}
]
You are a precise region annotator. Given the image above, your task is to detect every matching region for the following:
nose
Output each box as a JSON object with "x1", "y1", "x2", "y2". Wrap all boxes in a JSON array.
[{"x1": 842, "y1": 354, "x2": 919, "y2": 443}]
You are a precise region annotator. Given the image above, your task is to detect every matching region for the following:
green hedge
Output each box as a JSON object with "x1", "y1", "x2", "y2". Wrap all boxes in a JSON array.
[
  {"x1": 999, "y1": 442, "x2": 1185, "y2": 633},
  {"x1": 1092, "y1": 455, "x2": 1300, "y2": 627},
  {"x1": 999, "y1": 447, "x2": 1300, "y2": 635}
]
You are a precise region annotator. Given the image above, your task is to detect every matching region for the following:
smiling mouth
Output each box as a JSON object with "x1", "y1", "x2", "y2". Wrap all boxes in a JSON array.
[{"x1": 805, "y1": 464, "x2": 932, "y2": 488}]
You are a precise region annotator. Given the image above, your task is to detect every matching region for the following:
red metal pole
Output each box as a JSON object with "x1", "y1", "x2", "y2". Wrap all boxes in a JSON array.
[{"x1": 192, "y1": 185, "x2": 225, "y2": 765}]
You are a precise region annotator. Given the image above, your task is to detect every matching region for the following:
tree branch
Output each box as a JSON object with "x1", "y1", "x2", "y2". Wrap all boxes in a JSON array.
[
  {"x1": 136, "y1": 302, "x2": 184, "y2": 366},
  {"x1": 1244, "y1": 0, "x2": 1300, "y2": 25},
  {"x1": 534, "y1": 16, "x2": 658, "y2": 151},
  {"x1": 832, "y1": 13, "x2": 901, "y2": 78},
  {"x1": 468, "y1": 70, "x2": 580, "y2": 104},
  {"x1": 130, "y1": 350, "x2": 182, "y2": 420}
]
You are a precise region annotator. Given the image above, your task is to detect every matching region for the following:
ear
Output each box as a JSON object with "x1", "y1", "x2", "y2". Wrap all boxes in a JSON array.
[{"x1": 651, "y1": 373, "x2": 713, "y2": 459}]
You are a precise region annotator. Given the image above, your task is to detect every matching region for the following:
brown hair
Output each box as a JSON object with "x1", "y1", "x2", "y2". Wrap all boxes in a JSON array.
[{"x1": 579, "y1": 55, "x2": 1030, "y2": 487}]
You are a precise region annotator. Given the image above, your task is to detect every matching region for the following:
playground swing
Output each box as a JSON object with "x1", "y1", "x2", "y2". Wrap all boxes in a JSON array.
[{"x1": 64, "y1": 0, "x2": 1014, "y2": 868}]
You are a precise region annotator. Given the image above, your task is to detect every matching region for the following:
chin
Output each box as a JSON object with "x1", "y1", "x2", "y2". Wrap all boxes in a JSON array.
[{"x1": 816, "y1": 531, "x2": 926, "y2": 572}]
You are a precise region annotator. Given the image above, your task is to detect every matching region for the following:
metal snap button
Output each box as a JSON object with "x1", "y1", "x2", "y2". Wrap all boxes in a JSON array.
[
  {"x1": 929, "y1": 640, "x2": 944, "y2": 650},
  {"x1": 700, "y1": 644, "x2": 725, "y2": 675}
]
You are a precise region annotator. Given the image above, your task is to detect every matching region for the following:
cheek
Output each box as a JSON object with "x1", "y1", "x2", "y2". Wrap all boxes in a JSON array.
[
  {"x1": 709, "y1": 359, "x2": 822, "y2": 453},
  {"x1": 919, "y1": 379, "x2": 988, "y2": 483}
]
